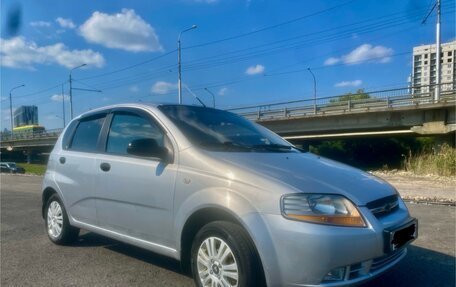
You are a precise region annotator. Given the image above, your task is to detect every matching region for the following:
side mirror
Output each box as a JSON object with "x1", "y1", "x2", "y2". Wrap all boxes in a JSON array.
[{"x1": 127, "y1": 138, "x2": 170, "y2": 161}]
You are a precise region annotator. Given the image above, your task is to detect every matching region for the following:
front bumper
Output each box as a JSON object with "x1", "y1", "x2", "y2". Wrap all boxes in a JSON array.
[{"x1": 243, "y1": 200, "x2": 416, "y2": 287}]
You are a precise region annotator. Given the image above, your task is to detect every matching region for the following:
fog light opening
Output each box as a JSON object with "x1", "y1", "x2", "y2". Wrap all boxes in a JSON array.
[{"x1": 323, "y1": 267, "x2": 346, "y2": 281}]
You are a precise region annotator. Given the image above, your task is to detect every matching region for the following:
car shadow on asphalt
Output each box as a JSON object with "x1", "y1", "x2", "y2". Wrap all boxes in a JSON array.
[
  {"x1": 73, "y1": 231, "x2": 190, "y2": 277},
  {"x1": 363, "y1": 245, "x2": 455, "y2": 287},
  {"x1": 71, "y1": 233, "x2": 454, "y2": 286}
]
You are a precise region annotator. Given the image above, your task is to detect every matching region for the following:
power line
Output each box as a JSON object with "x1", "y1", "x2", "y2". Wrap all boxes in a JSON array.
[
  {"x1": 11, "y1": 2, "x2": 454, "y2": 106},
  {"x1": 184, "y1": 0, "x2": 358, "y2": 50},
  {"x1": 182, "y1": 7, "x2": 454, "y2": 72},
  {"x1": 77, "y1": 49, "x2": 177, "y2": 81},
  {"x1": 77, "y1": 7, "x2": 443, "y2": 92},
  {"x1": 12, "y1": 81, "x2": 67, "y2": 99},
  {"x1": 264, "y1": 51, "x2": 412, "y2": 77}
]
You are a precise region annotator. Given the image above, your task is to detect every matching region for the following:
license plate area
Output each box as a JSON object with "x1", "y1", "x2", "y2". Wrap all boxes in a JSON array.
[{"x1": 384, "y1": 219, "x2": 418, "y2": 253}]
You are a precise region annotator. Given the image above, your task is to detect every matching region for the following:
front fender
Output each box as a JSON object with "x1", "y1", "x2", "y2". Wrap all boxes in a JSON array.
[
  {"x1": 173, "y1": 186, "x2": 258, "y2": 250},
  {"x1": 173, "y1": 186, "x2": 283, "y2": 287}
]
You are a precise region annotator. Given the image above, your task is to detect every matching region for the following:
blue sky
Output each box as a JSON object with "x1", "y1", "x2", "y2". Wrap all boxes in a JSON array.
[{"x1": 1, "y1": 0, "x2": 455, "y2": 130}]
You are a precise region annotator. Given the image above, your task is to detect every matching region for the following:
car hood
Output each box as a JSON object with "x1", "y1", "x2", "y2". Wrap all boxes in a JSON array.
[{"x1": 207, "y1": 151, "x2": 397, "y2": 206}]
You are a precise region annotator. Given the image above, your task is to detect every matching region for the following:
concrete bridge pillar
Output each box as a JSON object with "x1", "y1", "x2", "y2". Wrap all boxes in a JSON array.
[{"x1": 25, "y1": 149, "x2": 33, "y2": 164}]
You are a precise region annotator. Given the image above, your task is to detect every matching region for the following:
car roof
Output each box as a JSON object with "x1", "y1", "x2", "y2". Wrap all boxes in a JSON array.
[{"x1": 76, "y1": 103, "x2": 218, "y2": 119}]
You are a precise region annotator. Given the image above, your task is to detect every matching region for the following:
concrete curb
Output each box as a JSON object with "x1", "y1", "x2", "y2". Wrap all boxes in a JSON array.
[
  {"x1": 0, "y1": 172, "x2": 43, "y2": 177},
  {"x1": 404, "y1": 198, "x2": 456, "y2": 206}
]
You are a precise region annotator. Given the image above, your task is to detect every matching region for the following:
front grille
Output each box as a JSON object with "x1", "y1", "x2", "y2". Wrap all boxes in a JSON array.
[{"x1": 366, "y1": 195, "x2": 399, "y2": 217}]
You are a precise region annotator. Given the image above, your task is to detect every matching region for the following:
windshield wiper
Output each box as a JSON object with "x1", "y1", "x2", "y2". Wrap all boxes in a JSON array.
[
  {"x1": 200, "y1": 141, "x2": 253, "y2": 151},
  {"x1": 252, "y1": 144, "x2": 292, "y2": 149},
  {"x1": 201, "y1": 142, "x2": 295, "y2": 152},
  {"x1": 251, "y1": 144, "x2": 295, "y2": 152}
]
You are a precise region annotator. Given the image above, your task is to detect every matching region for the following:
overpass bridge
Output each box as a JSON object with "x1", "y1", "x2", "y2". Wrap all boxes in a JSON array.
[
  {"x1": 227, "y1": 85, "x2": 456, "y2": 141},
  {"x1": 1, "y1": 85, "x2": 455, "y2": 162}
]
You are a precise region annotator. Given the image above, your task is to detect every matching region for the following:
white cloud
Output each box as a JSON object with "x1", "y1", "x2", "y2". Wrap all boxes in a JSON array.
[
  {"x1": 334, "y1": 80, "x2": 363, "y2": 87},
  {"x1": 324, "y1": 44, "x2": 393, "y2": 66},
  {"x1": 245, "y1": 64, "x2": 265, "y2": 75},
  {"x1": 324, "y1": 57, "x2": 340, "y2": 66},
  {"x1": 56, "y1": 17, "x2": 76, "y2": 29},
  {"x1": 30, "y1": 21, "x2": 51, "y2": 27},
  {"x1": 79, "y1": 9, "x2": 162, "y2": 52},
  {"x1": 51, "y1": 94, "x2": 70, "y2": 101},
  {"x1": 218, "y1": 87, "x2": 228, "y2": 96},
  {"x1": 0, "y1": 36, "x2": 105, "y2": 69},
  {"x1": 151, "y1": 81, "x2": 177, "y2": 94}
]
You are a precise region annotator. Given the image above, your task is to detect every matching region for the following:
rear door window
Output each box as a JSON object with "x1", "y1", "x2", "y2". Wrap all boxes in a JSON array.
[{"x1": 69, "y1": 115, "x2": 105, "y2": 152}]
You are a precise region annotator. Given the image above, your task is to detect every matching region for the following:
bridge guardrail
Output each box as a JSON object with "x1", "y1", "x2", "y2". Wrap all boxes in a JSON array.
[
  {"x1": 0, "y1": 128, "x2": 63, "y2": 142},
  {"x1": 227, "y1": 84, "x2": 456, "y2": 121}
]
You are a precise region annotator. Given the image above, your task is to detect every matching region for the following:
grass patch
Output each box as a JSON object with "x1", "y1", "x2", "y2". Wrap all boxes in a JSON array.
[
  {"x1": 17, "y1": 163, "x2": 47, "y2": 175},
  {"x1": 403, "y1": 144, "x2": 456, "y2": 177}
]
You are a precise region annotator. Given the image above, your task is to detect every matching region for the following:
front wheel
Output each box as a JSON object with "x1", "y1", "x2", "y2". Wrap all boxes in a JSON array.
[
  {"x1": 45, "y1": 194, "x2": 79, "y2": 244},
  {"x1": 191, "y1": 221, "x2": 262, "y2": 287}
]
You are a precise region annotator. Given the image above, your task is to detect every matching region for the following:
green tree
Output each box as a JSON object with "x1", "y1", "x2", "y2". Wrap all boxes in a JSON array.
[{"x1": 329, "y1": 89, "x2": 370, "y2": 103}]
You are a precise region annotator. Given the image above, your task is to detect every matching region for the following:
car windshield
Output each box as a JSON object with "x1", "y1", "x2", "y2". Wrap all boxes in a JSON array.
[
  {"x1": 159, "y1": 105, "x2": 297, "y2": 153},
  {"x1": 8, "y1": 163, "x2": 16, "y2": 168}
]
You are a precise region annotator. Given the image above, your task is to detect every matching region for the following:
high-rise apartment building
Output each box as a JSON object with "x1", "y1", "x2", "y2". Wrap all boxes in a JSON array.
[
  {"x1": 411, "y1": 40, "x2": 455, "y2": 94},
  {"x1": 13, "y1": 105, "x2": 38, "y2": 127}
]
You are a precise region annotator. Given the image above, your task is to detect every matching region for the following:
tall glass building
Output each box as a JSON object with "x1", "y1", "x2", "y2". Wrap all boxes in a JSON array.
[{"x1": 13, "y1": 105, "x2": 38, "y2": 127}]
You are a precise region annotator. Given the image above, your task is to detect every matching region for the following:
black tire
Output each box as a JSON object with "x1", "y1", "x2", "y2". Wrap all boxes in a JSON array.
[
  {"x1": 45, "y1": 194, "x2": 79, "y2": 245},
  {"x1": 191, "y1": 221, "x2": 263, "y2": 287}
]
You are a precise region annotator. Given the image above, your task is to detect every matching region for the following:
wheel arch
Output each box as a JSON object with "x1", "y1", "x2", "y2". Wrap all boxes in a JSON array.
[
  {"x1": 42, "y1": 187, "x2": 57, "y2": 218},
  {"x1": 179, "y1": 206, "x2": 265, "y2": 284}
]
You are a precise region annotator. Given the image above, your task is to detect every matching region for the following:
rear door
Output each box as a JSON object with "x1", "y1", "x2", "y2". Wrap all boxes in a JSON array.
[
  {"x1": 95, "y1": 108, "x2": 178, "y2": 247},
  {"x1": 54, "y1": 113, "x2": 107, "y2": 226}
]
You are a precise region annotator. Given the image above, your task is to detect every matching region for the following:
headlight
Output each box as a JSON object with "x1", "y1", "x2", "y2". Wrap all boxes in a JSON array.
[{"x1": 281, "y1": 193, "x2": 366, "y2": 227}]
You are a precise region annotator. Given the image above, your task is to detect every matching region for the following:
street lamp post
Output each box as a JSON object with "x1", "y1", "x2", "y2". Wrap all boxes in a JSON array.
[
  {"x1": 435, "y1": 0, "x2": 441, "y2": 102},
  {"x1": 9, "y1": 84, "x2": 25, "y2": 137},
  {"x1": 61, "y1": 84, "x2": 66, "y2": 128},
  {"x1": 69, "y1": 63, "x2": 87, "y2": 119},
  {"x1": 178, "y1": 25, "x2": 197, "y2": 104},
  {"x1": 204, "y1": 88, "x2": 216, "y2": 108},
  {"x1": 307, "y1": 68, "x2": 317, "y2": 114}
]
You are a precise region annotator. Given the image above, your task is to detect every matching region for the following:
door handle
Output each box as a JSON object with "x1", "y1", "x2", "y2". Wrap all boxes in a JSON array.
[
  {"x1": 100, "y1": 162, "x2": 111, "y2": 172},
  {"x1": 59, "y1": 157, "x2": 66, "y2": 164}
]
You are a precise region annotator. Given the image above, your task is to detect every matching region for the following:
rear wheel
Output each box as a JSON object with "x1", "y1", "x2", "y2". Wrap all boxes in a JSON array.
[
  {"x1": 191, "y1": 221, "x2": 261, "y2": 287},
  {"x1": 45, "y1": 194, "x2": 79, "y2": 244}
]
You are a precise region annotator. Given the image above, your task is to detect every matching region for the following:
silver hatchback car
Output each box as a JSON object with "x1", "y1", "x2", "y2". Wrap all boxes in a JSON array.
[{"x1": 42, "y1": 104, "x2": 417, "y2": 287}]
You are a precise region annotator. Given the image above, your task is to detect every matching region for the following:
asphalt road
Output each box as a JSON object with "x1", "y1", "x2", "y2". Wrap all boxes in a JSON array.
[{"x1": 1, "y1": 174, "x2": 455, "y2": 287}]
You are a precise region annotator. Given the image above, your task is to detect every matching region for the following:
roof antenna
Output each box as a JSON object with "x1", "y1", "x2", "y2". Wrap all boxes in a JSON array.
[{"x1": 183, "y1": 85, "x2": 206, "y2": 107}]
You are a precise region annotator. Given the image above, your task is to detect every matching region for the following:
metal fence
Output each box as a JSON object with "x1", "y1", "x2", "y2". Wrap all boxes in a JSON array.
[
  {"x1": 227, "y1": 84, "x2": 456, "y2": 121},
  {"x1": 0, "y1": 128, "x2": 63, "y2": 142}
]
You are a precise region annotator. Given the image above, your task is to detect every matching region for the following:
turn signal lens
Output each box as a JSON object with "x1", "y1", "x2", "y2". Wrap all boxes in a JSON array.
[{"x1": 281, "y1": 194, "x2": 366, "y2": 227}]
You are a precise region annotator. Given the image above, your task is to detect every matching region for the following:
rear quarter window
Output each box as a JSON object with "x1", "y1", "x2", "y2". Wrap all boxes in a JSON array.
[{"x1": 62, "y1": 120, "x2": 78, "y2": 150}]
